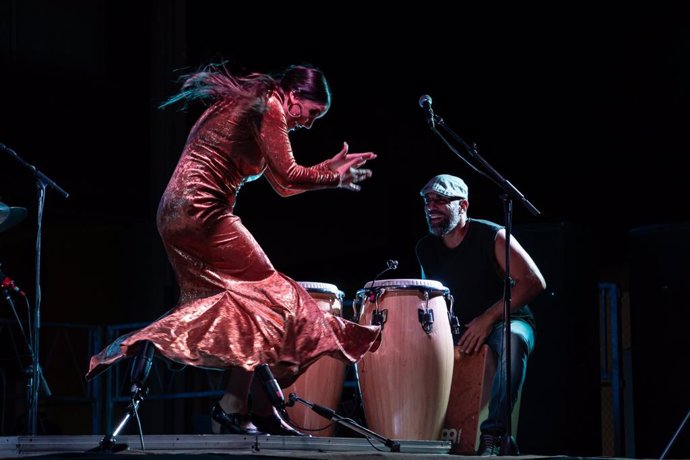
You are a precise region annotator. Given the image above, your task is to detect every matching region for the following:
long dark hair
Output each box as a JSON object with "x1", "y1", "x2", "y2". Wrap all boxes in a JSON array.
[
  {"x1": 276, "y1": 65, "x2": 331, "y2": 109},
  {"x1": 160, "y1": 62, "x2": 331, "y2": 112}
]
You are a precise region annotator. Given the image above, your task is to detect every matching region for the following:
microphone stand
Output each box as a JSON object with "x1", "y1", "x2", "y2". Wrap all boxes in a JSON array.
[
  {"x1": 257, "y1": 363, "x2": 399, "y2": 451},
  {"x1": 93, "y1": 341, "x2": 155, "y2": 453},
  {"x1": 287, "y1": 393, "x2": 400, "y2": 452},
  {"x1": 0, "y1": 275, "x2": 52, "y2": 403},
  {"x1": 423, "y1": 110, "x2": 540, "y2": 455},
  {"x1": 1, "y1": 143, "x2": 69, "y2": 435}
]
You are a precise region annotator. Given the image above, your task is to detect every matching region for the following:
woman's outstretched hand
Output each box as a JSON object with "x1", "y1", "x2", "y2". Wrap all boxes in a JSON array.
[{"x1": 327, "y1": 142, "x2": 376, "y2": 191}]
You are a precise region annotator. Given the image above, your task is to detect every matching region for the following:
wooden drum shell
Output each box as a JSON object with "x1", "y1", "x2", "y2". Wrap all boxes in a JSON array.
[
  {"x1": 283, "y1": 282, "x2": 347, "y2": 437},
  {"x1": 356, "y1": 279, "x2": 454, "y2": 440}
]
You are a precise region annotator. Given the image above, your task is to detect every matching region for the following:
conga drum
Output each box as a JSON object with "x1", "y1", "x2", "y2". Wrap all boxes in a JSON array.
[
  {"x1": 356, "y1": 279, "x2": 454, "y2": 440},
  {"x1": 282, "y1": 281, "x2": 348, "y2": 437}
]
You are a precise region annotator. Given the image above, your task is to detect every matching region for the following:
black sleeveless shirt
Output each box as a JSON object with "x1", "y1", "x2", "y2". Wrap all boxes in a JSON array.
[{"x1": 415, "y1": 218, "x2": 535, "y2": 330}]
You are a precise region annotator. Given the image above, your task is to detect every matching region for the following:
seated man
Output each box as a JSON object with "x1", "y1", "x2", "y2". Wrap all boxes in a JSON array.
[{"x1": 415, "y1": 174, "x2": 546, "y2": 456}]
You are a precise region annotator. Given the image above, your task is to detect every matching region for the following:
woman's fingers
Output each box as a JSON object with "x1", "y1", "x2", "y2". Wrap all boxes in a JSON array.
[
  {"x1": 348, "y1": 152, "x2": 376, "y2": 162},
  {"x1": 336, "y1": 142, "x2": 349, "y2": 158},
  {"x1": 350, "y1": 168, "x2": 372, "y2": 182},
  {"x1": 343, "y1": 155, "x2": 376, "y2": 170},
  {"x1": 332, "y1": 146, "x2": 376, "y2": 191},
  {"x1": 338, "y1": 167, "x2": 373, "y2": 192}
]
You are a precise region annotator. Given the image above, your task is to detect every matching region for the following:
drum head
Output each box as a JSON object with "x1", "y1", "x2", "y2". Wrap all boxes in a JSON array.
[
  {"x1": 362, "y1": 278, "x2": 447, "y2": 291},
  {"x1": 297, "y1": 281, "x2": 344, "y2": 299},
  {"x1": 358, "y1": 279, "x2": 449, "y2": 300}
]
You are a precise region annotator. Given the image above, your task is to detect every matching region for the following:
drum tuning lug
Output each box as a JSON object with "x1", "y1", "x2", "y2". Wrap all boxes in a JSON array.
[
  {"x1": 418, "y1": 309, "x2": 434, "y2": 334},
  {"x1": 449, "y1": 315, "x2": 461, "y2": 337},
  {"x1": 372, "y1": 309, "x2": 387, "y2": 327}
]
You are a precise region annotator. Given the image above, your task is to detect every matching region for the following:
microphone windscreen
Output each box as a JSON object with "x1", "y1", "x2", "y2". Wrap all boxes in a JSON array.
[{"x1": 256, "y1": 364, "x2": 286, "y2": 409}]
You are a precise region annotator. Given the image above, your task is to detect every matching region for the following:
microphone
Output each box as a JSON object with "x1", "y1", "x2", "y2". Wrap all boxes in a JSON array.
[
  {"x1": 129, "y1": 341, "x2": 155, "y2": 392},
  {"x1": 418, "y1": 95, "x2": 435, "y2": 129},
  {"x1": 370, "y1": 258, "x2": 400, "y2": 299},
  {"x1": 0, "y1": 265, "x2": 26, "y2": 297},
  {"x1": 256, "y1": 364, "x2": 286, "y2": 411}
]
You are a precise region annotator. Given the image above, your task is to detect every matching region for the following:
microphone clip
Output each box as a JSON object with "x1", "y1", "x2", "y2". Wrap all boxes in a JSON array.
[{"x1": 0, "y1": 268, "x2": 26, "y2": 297}]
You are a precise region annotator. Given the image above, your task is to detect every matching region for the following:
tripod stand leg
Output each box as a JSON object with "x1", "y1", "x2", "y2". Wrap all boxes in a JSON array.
[
  {"x1": 100, "y1": 396, "x2": 143, "y2": 452},
  {"x1": 97, "y1": 341, "x2": 155, "y2": 452},
  {"x1": 660, "y1": 409, "x2": 690, "y2": 460}
]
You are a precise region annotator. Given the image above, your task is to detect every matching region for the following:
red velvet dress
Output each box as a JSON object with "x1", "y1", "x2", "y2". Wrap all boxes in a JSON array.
[{"x1": 86, "y1": 91, "x2": 381, "y2": 385}]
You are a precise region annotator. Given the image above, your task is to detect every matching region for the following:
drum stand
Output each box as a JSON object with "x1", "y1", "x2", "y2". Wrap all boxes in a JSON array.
[{"x1": 286, "y1": 393, "x2": 400, "y2": 452}]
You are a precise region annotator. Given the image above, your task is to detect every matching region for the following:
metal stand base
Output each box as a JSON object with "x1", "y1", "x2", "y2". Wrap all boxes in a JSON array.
[
  {"x1": 287, "y1": 393, "x2": 400, "y2": 452},
  {"x1": 94, "y1": 384, "x2": 148, "y2": 452},
  {"x1": 92, "y1": 341, "x2": 155, "y2": 452}
]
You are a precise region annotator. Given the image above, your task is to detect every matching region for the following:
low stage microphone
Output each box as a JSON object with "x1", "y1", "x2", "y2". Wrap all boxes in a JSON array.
[
  {"x1": 129, "y1": 341, "x2": 155, "y2": 392},
  {"x1": 256, "y1": 364, "x2": 286, "y2": 411},
  {"x1": 418, "y1": 94, "x2": 435, "y2": 129},
  {"x1": 370, "y1": 258, "x2": 399, "y2": 299}
]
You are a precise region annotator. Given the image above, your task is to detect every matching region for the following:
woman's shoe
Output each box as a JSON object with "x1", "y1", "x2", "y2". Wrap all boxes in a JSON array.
[
  {"x1": 250, "y1": 412, "x2": 306, "y2": 436},
  {"x1": 211, "y1": 402, "x2": 262, "y2": 435}
]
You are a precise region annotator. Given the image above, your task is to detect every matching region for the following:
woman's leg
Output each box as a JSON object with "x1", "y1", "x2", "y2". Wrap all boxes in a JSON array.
[
  {"x1": 249, "y1": 377, "x2": 275, "y2": 417},
  {"x1": 248, "y1": 373, "x2": 305, "y2": 436},
  {"x1": 211, "y1": 367, "x2": 260, "y2": 434},
  {"x1": 218, "y1": 367, "x2": 253, "y2": 414}
]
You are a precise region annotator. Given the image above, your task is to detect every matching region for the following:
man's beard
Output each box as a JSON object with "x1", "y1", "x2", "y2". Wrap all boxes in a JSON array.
[{"x1": 427, "y1": 208, "x2": 461, "y2": 237}]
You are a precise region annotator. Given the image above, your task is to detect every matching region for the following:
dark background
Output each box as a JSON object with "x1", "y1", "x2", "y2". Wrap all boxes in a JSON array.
[{"x1": 1, "y1": 2, "x2": 689, "y2": 458}]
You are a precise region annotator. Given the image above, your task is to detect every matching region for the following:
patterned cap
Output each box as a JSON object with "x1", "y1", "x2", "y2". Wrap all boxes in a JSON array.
[{"x1": 419, "y1": 174, "x2": 468, "y2": 199}]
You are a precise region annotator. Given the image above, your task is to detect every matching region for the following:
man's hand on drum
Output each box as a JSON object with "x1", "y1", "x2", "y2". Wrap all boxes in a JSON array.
[
  {"x1": 327, "y1": 142, "x2": 376, "y2": 192},
  {"x1": 458, "y1": 313, "x2": 495, "y2": 354}
]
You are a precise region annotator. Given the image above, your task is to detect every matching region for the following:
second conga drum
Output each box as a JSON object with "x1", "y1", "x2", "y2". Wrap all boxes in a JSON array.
[
  {"x1": 356, "y1": 279, "x2": 454, "y2": 440},
  {"x1": 282, "y1": 281, "x2": 347, "y2": 437}
]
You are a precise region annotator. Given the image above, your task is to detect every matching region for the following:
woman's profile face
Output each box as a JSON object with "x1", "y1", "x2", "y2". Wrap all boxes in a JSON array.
[{"x1": 285, "y1": 92, "x2": 328, "y2": 132}]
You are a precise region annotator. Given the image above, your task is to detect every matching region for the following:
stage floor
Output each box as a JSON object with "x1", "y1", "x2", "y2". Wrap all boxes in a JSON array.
[
  {"x1": 1, "y1": 434, "x2": 458, "y2": 458},
  {"x1": 1, "y1": 435, "x2": 643, "y2": 459}
]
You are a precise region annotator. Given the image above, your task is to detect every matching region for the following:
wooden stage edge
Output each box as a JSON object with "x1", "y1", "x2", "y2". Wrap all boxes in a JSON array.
[
  {"x1": 3, "y1": 434, "x2": 444, "y2": 458},
  {"x1": 0, "y1": 434, "x2": 636, "y2": 459}
]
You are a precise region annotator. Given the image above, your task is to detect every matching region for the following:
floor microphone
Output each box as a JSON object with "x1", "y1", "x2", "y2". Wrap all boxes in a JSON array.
[{"x1": 256, "y1": 363, "x2": 286, "y2": 410}]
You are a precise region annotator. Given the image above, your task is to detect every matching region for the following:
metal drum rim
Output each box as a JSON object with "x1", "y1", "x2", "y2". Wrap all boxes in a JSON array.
[
  {"x1": 363, "y1": 278, "x2": 445, "y2": 289},
  {"x1": 297, "y1": 281, "x2": 345, "y2": 299},
  {"x1": 359, "y1": 278, "x2": 449, "y2": 295}
]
